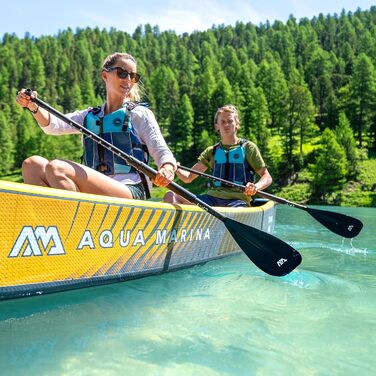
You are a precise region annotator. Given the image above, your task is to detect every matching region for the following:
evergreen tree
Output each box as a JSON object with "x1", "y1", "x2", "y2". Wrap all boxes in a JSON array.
[
  {"x1": 149, "y1": 65, "x2": 180, "y2": 136},
  {"x1": 305, "y1": 48, "x2": 337, "y2": 129},
  {"x1": 170, "y1": 94, "x2": 194, "y2": 163},
  {"x1": 256, "y1": 57, "x2": 289, "y2": 134},
  {"x1": 63, "y1": 83, "x2": 83, "y2": 112},
  {"x1": 238, "y1": 62, "x2": 258, "y2": 135},
  {"x1": 221, "y1": 45, "x2": 242, "y2": 82},
  {"x1": 74, "y1": 39, "x2": 96, "y2": 107},
  {"x1": 348, "y1": 53, "x2": 376, "y2": 146},
  {"x1": 283, "y1": 80, "x2": 316, "y2": 171},
  {"x1": 0, "y1": 111, "x2": 14, "y2": 174},
  {"x1": 191, "y1": 56, "x2": 216, "y2": 154},
  {"x1": 335, "y1": 112, "x2": 359, "y2": 178},
  {"x1": 39, "y1": 134, "x2": 82, "y2": 162},
  {"x1": 270, "y1": 28, "x2": 296, "y2": 78},
  {"x1": 15, "y1": 110, "x2": 42, "y2": 166},
  {"x1": 246, "y1": 86, "x2": 269, "y2": 154},
  {"x1": 313, "y1": 128, "x2": 347, "y2": 198},
  {"x1": 176, "y1": 47, "x2": 198, "y2": 97},
  {"x1": 211, "y1": 73, "x2": 235, "y2": 114},
  {"x1": 28, "y1": 44, "x2": 46, "y2": 92}
]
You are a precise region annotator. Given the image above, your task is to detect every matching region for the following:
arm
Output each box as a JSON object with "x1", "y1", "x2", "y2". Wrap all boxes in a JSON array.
[
  {"x1": 131, "y1": 107, "x2": 177, "y2": 187},
  {"x1": 176, "y1": 161, "x2": 208, "y2": 183},
  {"x1": 244, "y1": 142, "x2": 272, "y2": 196},
  {"x1": 132, "y1": 108, "x2": 176, "y2": 170},
  {"x1": 16, "y1": 88, "x2": 85, "y2": 135},
  {"x1": 245, "y1": 167, "x2": 272, "y2": 196},
  {"x1": 16, "y1": 89, "x2": 50, "y2": 127}
]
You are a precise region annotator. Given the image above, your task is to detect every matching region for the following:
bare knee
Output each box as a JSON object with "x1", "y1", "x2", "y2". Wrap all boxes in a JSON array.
[
  {"x1": 163, "y1": 190, "x2": 176, "y2": 203},
  {"x1": 43, "y1": 159, "x2": 81, "y2": 191},
  {"x1": 22, "y1": 155, "x2": 48, "y2": 171},
  {"x1": 45, "y1": 159, "x2": 71, "y2": 180},
  {"x1": 22, "y1": 156, "x2": 49, "y2": 184},
  {"x1": 163, "y1": 190, "x2": 189, "y2": 204}
]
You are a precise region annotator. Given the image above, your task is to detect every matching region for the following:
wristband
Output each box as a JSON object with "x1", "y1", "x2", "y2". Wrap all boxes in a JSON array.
[
  {"x1": 162, "y1": 162, "x2": 176, "y2": 172},
  {"x1": 28, "y1": 105, "x2": 39, "y2": 114}
]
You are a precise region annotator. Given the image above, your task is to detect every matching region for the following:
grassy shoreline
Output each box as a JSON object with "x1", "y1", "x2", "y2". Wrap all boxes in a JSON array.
[{"x1": 1, "y1": 162, "x2": 375, "y2": 207}]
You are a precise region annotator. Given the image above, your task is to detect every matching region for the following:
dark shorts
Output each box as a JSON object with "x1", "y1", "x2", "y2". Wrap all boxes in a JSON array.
[
  {"x1": 196, "y1": 194, "x2": 248, "y2": 207},
  {"x1": 126, "y1": 182, "x2": 147, "y2": 200}
]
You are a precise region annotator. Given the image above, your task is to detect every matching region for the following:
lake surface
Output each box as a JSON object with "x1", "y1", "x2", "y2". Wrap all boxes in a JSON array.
[{"x1": 0, "y1": 205, "x2": 375, "y2": 375}]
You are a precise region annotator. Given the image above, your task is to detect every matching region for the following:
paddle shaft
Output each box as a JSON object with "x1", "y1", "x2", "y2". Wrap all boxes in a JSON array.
[
  {"x1": 178, "y1": 165, "x2": 363, "y2": 238},
  {"x1": 178, "y1": 165, "x2": 306, "y2": 209},
  {"x1": 28, "y1": 93, "x2": 227, "y2": 221}
]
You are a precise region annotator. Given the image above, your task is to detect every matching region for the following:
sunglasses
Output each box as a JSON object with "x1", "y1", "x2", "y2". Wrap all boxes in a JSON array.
[{"x1": 103, "y1": 66, "x2": 141, "y2": 83}]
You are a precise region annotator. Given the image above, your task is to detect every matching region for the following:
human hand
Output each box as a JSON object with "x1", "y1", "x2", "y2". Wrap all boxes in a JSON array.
[
  {"x1": 16, "y1": 88, "x2": 38, "y2": 111},
  {"x1": 244, "y1": 182, "x2": 258, "y2": 196},
  {"x1": 154, "y1": 164, "x2": 175, "y2": 187}
]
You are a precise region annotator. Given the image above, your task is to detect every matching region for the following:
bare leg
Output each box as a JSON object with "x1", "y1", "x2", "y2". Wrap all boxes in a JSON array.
[
  {"x1": 163, "y1": 190, "x2": 192, "y2": 204},
  {"x1": 44, "y1": 159, "x2": 134, "y2": 199},
  {"x1": 22, "y1": 156, "x2": 50, "y2": 186}
]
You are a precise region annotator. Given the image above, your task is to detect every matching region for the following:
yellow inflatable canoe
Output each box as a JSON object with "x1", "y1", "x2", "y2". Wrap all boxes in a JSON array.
[{"x1": 0, "y1": 180, "x2": 276, "y2": 300}]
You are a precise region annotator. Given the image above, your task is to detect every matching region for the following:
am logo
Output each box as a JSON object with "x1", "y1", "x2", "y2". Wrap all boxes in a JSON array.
[{"x1": 8, "y1": 226, "x2": 66, "y2": 257}]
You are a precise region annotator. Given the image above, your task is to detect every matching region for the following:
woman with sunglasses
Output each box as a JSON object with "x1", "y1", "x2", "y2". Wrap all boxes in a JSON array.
[{"x1": 16, "y1": 52, "x2": 176, "y2": 200}]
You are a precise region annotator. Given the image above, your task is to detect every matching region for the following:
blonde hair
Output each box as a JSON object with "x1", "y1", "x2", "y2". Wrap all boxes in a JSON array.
[
  {"x1": 102, "y1": 52, "x2": 141, "y2": 101},
  {"x1": 214, "y1": 104, "x2": 240, "y2": 125}
]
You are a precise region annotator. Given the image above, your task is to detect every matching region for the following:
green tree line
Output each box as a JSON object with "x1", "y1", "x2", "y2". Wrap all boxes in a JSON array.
[{"x1": 1, "y1": 7, "x2": 376, "y2": 204}]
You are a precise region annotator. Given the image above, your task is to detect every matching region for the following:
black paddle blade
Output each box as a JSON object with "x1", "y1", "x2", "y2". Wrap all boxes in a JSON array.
[
  {"x1": 223, "y1": 218, "x2": 302, "y2": 277},
  {"x1": 305, "y1": 207, "x2": 363, "y2": 238}
]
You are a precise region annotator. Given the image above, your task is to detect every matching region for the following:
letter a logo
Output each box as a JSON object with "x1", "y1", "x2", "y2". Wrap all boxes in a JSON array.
[{"x1": 9, "y1": 226, "x2": 66, "y2": 257}]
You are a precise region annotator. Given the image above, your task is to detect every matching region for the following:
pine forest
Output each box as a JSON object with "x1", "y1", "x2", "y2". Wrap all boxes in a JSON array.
[{"x1": 1, "y1": 7, "x2": 376, "y2": 206}]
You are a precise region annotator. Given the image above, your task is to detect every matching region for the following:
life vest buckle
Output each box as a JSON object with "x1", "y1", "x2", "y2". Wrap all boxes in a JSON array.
[{"x1": 96, "y1": 163, "x2": 111, "y2": 173}]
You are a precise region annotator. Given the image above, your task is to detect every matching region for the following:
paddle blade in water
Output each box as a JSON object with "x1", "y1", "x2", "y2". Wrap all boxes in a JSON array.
[
  {"x1": 305, "y1": 207, "x2": 363, "y2": 238},
  {"x1": 223, "y1": 217, "x2": 302, "y2": 276}
]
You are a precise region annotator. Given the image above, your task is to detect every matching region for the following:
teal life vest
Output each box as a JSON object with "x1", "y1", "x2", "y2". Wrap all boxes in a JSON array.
[
  {"x1": 83, "y1": 102, "x2": 151, "y2": 196},
  {"x1": 212, "y1": 140, "x2": 255, "y2": 187}
]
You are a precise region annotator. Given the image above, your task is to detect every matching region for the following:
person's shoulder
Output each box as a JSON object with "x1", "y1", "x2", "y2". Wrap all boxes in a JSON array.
[
  {"x1": 86, "y1": 105, "x2": 102, "y2": 115},
  {"x1": 204, "y1": 144, "x2": 218, "y2": 154},
  {"x1": 198, "y1": 145, "x2": 215, "y2": 164},
  {"x1": 67, "y1": 107, "x2": 93, "y2": 120},
  {"x1": 128, "y1": 103, "x2": 158, "y2": 136},
  {"x1": 128, "y1": 102, "x2": 152, "y2": 115},
  {"x1": 242, "y1": 139, "x2": 259, "y2": 150},
  {"x1": 199, "y1": 144, "x2": 216, "y2": 160}
]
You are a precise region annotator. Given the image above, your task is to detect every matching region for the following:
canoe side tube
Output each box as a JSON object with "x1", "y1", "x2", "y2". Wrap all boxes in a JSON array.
[{"x1": 0, "y1": 180, "x2": 276, "y2": 299}]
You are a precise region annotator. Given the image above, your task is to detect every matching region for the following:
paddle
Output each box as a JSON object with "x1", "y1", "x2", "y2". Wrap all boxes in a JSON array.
[
  {"x1": 25, "y1": 89, "x2": 302, "y2": 276},
  {"x1": 178, "y1": 164, "x2": 363, "y2": 238}
]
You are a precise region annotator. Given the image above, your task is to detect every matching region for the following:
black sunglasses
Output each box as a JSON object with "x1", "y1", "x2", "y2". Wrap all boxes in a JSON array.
[{"x1": 103, "y1": 66, "x2": 140, "y2": 83}]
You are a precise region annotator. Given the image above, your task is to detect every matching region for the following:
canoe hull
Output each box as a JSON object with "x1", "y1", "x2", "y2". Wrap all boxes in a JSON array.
[{"x1": 0, "y1": 180, "x2": 276, "y2": 299}]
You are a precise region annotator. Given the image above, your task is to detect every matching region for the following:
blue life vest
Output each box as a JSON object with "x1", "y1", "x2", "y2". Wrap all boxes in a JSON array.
[
  {"x1": 83, "y1": 103, "x2": 149, "y2": 176},
  {"x1": 212, "y1": 140, "x2": 255, "y2": 187}
]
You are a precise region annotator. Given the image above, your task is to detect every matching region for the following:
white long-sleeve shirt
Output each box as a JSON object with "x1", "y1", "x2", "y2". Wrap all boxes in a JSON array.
[{"x1": 42, "y1": 104, "x2": 177, "y2": 185}]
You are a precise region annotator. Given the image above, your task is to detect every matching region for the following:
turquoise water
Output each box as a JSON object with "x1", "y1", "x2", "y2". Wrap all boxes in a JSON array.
[{"x1": 0, "y1": 205, "x2": 375, "y2": 376}]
